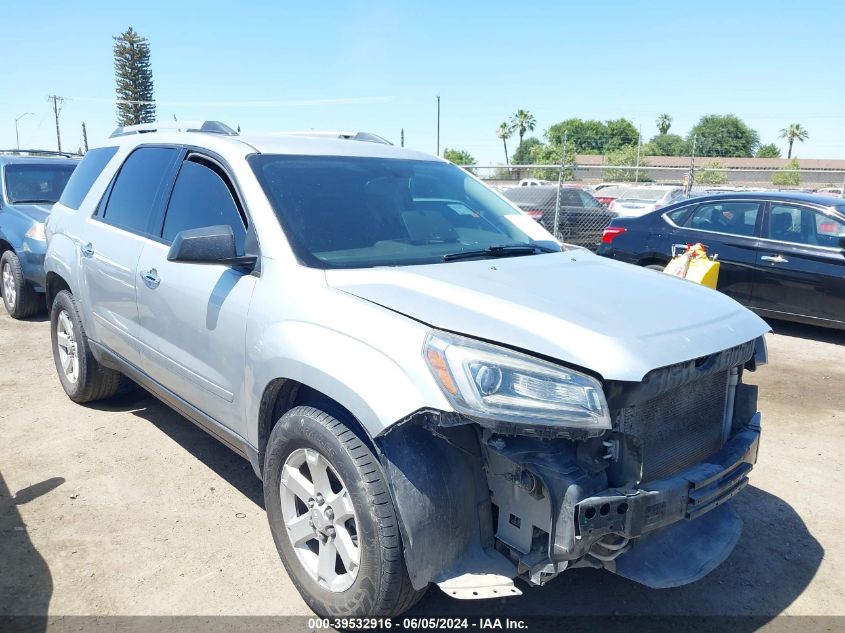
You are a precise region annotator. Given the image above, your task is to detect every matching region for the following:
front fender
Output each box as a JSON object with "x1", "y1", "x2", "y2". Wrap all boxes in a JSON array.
[{"x1": 245, "y1": 320, "x2": 450, "y2": 446}]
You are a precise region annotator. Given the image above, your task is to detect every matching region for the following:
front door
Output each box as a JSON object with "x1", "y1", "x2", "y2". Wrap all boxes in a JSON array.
[
  {"x1": 750, "y1": 202, "x2": 845, "y2": 326},
  {"x1": 135, "y1": 154, "x2": 257, "y2": 433}
]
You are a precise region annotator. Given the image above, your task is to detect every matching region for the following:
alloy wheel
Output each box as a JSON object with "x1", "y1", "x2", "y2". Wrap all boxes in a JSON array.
[
  {"x1": 55, "y1": 309, "x2": 80, "y2": 384},
  {"x1": 2, "y1": 263, "x2": 16, "y2": 310}
]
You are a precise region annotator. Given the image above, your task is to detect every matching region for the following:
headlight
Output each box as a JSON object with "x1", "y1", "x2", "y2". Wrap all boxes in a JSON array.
[
  {"x1": 423, "y1": 331, "x2": 610, "y2": 435},
  {"x1": 26, "y1": 222, "x2": 47, "y2": 241}
]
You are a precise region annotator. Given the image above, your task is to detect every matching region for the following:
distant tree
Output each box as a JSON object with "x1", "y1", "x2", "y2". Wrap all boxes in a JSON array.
[
  {"x1": 511, "y1": 137, "x2": 543, "y2": 164},
  {"x1": 509, "y1": 109, "x2": 536, "y2": 150},
  {"x1": 688, "y1": 114, "x2": 760, "y2": 157},
  {"x1": 113, "y1": 27, "x2": 156, "y2": 126},
  {"x1": 779, "y1": 123, "x2": 808, "y2": 159},
  {"x1": 755, "y1": 143, "x2": 781, "y2": 158},
  {"x1": 696, "y1": 159, "x2": 729, "y2": 185},
  {"x1": 496, "y1": 122, "x2": 512, "y2": 166},
  {"x1": 772, "y1": 158, "x2": 801, "y2": 187},
  {"x1": 442, "y1": 148, "x2": 476, "y2": 167},
  {"x1": 603, "y1": 146, "x2": 651, "y2": 182},
  {"x1": 545, "y1": 117, "x2": 638, "y2": 154},
  {"x1": 656, "y1": 113, "x2": 672, "y2": 135},
  {"x1": 529, "y1": 142, "x2": 576, "y2": 181},
  {"x1": 644, "y1": 133, "x2": 689, "y2": 156}
]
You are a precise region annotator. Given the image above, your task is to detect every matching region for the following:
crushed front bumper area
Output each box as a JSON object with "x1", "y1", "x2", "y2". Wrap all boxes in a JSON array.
[{"x1": 572, "y1": 414, "x2": 761, "y2": 543}]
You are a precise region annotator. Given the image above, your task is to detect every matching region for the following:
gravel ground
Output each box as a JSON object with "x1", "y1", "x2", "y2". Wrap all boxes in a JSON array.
[{"x1": 1, "y1": 307, "x2": 843, "y2": 620}]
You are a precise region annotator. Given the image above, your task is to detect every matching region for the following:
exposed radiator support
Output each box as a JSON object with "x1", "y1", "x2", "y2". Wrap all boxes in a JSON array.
[{"x1": 721, "y1": 367, "x2": 740, "y2": 444}]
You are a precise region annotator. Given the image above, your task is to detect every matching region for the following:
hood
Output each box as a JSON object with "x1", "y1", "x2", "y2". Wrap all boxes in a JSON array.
[
  {"x1": 9, "y1": 203, "x2": 53, "y2": 223},
  {"x1": 325, "y1": 252, "x2": 769, "y2": 382}
]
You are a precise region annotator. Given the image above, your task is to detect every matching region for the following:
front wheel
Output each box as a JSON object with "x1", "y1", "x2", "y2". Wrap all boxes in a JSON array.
[
  {"x1": 263, "y1": 406, "x2": 425, "y2": 617},
  {"x1": 1, "y1": 250, "x2": 41, "y2": 319}
]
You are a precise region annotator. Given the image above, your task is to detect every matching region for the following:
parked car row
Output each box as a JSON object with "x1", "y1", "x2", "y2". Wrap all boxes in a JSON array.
[{"x1": 1, "y1": 121, "x2": 772, "y2": 618}]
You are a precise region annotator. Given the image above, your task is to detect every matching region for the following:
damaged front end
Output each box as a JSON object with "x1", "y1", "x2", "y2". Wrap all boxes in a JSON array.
[{"x1": 374, "y1": 335, "x2": 766, "y2": 598}]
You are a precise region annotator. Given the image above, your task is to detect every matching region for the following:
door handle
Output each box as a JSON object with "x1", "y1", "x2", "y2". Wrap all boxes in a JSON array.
[
  {"x1": 761, "y1": 254, "x2": 788, "y2": 264},
  {"x1": 140, "y1": 268, "x2": 160, "y2": 289},
  {"x1": 81, "y1": 243, "x2": 94, "y2": 258}
]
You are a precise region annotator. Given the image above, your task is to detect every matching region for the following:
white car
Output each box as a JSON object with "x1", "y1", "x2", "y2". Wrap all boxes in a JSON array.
[{"x1": 609, "y1": 185, "x2": 687, "y2": 217}]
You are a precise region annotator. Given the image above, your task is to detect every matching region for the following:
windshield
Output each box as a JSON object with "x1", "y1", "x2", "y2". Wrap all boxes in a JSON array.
[
  {"x1": 249, "y1": 155, "x2": 558, "y2": 268},
  {"x1": 619, "y1": 188, "x2": 669, "y2": 202},
  {"x1": 3, "y1": 163, "x2": 77, "y2": 204}
]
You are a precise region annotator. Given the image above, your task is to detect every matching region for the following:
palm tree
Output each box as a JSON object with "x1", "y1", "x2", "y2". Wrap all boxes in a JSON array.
[
  {"x1": 779, "y1": 123, "x2": 809, "y2": 159},
  {"x1": 509, "y1": 109, "x2": 536, "y2": 149},
  {"x1": 656, "y1": 113, "x2": 672, "y2": 135},
  {"x1": 496, "y1": 122, "x2": 512, "y2": 165}
]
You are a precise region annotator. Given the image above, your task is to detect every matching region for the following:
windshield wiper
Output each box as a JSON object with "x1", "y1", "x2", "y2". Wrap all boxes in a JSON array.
[
  {"x1": 10, "y1": 198, "x2": 56, "y2": 205},
  {"x1": 443, "y1": 243, "x2": 556, "y2": 262}
]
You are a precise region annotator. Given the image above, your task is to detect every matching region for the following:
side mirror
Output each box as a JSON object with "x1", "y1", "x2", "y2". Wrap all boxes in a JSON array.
[{"x1": 167, "y1": 225, "x2": 257, "y2": 268}]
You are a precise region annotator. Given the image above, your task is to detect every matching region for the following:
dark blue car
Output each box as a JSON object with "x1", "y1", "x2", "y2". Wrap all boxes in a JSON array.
[
  {"x1": 0, "y1": 152, "x2": 78, "y2": 318},
  {"x1": 597, "y1": 191, "x2": 845, "y2": 330}
]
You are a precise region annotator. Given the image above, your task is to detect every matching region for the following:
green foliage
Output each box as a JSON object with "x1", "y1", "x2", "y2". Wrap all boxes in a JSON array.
[
  {"x1": 688, "y1": 114, "x2": 760, "y2": 157},
  {"x1": 545, "y1": 118, "x2": 638, "y2": 154},
  {"x1": 496, "y1": 122, "x2": 511, "y2": 165},
  {"x1": 509, "y1": 110, "x2": 536, "y2": 146},
  {"x1": 696, "y1": 160, "x2": 728, "y2": 185},
  {"x1": 113, "y1": 27, "x2": 156, "y2": 126},
  {"x1": 443, "y1": 148, "x2": 476, "y2": 167},
  {"x1": 755, "y1": 143, "x2": 781, "y2": 158},
  {"x1": 772, "y1": 158, "x2": 801, "y2": 187},
  {"x1": 779, "y1": 123, "x2": 809, "y2": 159},
  {"x1": 644, "y1": 134, "x2": 689, "y2": 156},
  {"x1": 529, "y1": 143, "x2": 575, "y2": 181},
  {"x1": 602, "y1": 145, "x2": 651, "y2": 182},
  {"x1": 511, "y1": 137, "x2": 542, "y2": 164},
  {"x1": 656, "y1": 114, "x2": 672, "y2": 135}
]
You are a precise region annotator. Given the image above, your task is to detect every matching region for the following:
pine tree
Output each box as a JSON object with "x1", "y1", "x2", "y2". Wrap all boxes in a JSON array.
[{"x1": 113, "y1": 27, "x2": 156, "y2": 126}]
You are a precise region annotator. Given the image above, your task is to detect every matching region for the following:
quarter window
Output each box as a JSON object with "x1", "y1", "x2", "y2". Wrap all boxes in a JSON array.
[
  {"x1": 161, "y1": 158, "x2": 246, "y2": 252},
  {"x1": 101, "y1": 147, "x2": 179, "y2": 234},
  {"x1": 58, "y1": 147, "x2": 118, "y2": 209},
  {"x1": 685, "y1": 202, "x2": 760, "y2": 237}
]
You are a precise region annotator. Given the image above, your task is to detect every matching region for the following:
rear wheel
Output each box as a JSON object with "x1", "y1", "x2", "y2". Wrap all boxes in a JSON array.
[
  {"x1": 1, "y1": 251, "x2": 41, "y2": 319},
  {"x1": 264, "y1": 405, "x2": 425, "y2": 617},
  {"x1": 645, "y1": 263, "x2": 666, "y2": 272},
  {"x1": 50, "y1": 290, "x2": 122, "y2": 403}
]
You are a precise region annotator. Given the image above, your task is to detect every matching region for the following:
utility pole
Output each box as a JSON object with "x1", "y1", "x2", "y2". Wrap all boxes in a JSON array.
[
  {"x1": 686, "y1": 135, "x2": 697, "y2": 195},
  {"x1": 635, "y1": 124, "x2": 642, "y2": 183},
  {"x1": 15, "y1": 112, "x2": 34, "y2": 150},
  {"x1": 436, "y1": 95, "x2": 440, "y2": 156},
  {"x1": 400, "y1": 128, "x2": 404, "y2": 148},
  {"x1": 48, "y1": 95, "x2": 64, "y2": 152},
  {"x1": 81, "y1": 122, "x2": 89, "y2": 153}
]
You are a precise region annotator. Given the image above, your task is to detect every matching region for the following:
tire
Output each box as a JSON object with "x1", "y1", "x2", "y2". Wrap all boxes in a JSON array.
[
  {"x1": 645, "y1": 263, "x2": 666, "y2": 271},
  {"x1": 50, "y1": 289, "x2": 122, "y2": 403},
  {"x1": 264, "y1": 405, "x2": 425, "y2": 617},
  {"x1": 1, "y1": 250, "x2": 41, "y2": 319}
]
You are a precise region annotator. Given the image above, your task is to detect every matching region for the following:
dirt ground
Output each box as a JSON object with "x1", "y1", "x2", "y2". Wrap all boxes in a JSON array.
[{"x1": 1, "y1": 306, "x2": 844, "y2": 620}]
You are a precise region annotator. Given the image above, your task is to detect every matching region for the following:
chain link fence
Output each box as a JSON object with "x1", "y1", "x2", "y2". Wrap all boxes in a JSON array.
[{"x1": 473, "y1": 163, "x2": 845, "y2": 251}]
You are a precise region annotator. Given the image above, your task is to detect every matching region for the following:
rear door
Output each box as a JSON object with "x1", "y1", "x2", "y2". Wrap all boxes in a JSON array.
[
  {"x1": 669, "y1": 200, "x2": 762, "y2": 303},
  {"x1": 80, "y1": 146, "x2": 180, "y2": 363},
  {"x1": 135, "y1": 152, "x2": 258, "y2": 433},
  {"x1": 750, "y1": 202, "x2": 845, "y2": 326}
]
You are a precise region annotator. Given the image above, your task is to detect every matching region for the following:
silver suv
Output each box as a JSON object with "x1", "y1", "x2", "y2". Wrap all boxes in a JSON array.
[{"x1": 45, "y1": 121, "x2": 769, "y2": 617}]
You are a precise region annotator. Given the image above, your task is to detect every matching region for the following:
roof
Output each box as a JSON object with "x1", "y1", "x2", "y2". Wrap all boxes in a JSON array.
[
  {"x1": 685, "y1": 190, "x2": 845, "y2": 208},
  {"x1": 0, "y1": 154, "x2": 80, "y2": 166}
]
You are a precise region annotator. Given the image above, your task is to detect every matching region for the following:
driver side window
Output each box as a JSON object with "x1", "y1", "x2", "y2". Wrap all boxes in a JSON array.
[{"x1": 161, "y1": 157, "x2": 247, "y2": 253}]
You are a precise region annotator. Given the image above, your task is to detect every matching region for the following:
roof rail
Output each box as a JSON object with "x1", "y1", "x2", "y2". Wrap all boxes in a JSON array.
[
  {"x1": 109, "y1": 120, "x2": 238, "y2": 138},
  {"x1": 0, "y1": 149, "x2": 82, "y2": 158},
  {"x1": 280, "y1": 131, "x2": 393, "y2": 145}
]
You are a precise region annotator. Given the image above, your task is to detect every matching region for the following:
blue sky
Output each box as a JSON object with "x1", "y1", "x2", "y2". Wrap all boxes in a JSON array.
[{"x1": 2, "y1": 1, "x2": 844, "y2": 163}]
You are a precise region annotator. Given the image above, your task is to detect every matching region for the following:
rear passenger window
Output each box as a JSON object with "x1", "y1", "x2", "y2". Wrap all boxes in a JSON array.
[
  {"x1": 58, "y1": 146, "x2": 118, "y2": 210},
  {"x1": 101, "y1": 147, "x2": 179, "y2": 234},
  {"x1": 161, "y1": 158, "x2": 246, "y2": 252},
  {"x1": 685, "y1": 202, "x2": 760, "y2": 237}
]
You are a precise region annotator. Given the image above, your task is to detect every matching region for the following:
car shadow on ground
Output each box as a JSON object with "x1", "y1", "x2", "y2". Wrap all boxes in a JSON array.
[
  {"x1": 88, "y1": 387, "x2": 264, "y2": 509},
  {"x1": 0, "y1": 472, "x2": 63, "y2": 631},
  {"x1": 407, "y1": 485, "x2": 822, "y2": 623},
  {"x1": 766, "y1": 318, "x2": 845, "y2": 345}
]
